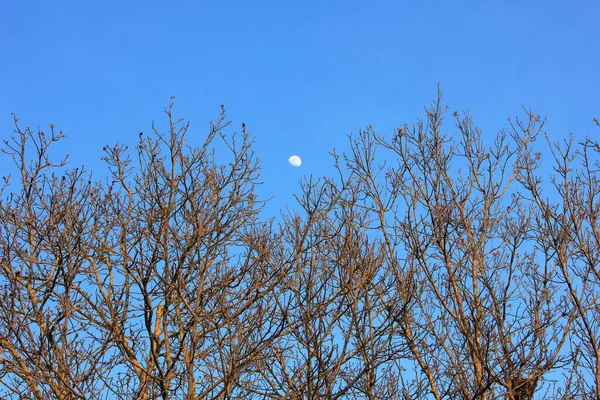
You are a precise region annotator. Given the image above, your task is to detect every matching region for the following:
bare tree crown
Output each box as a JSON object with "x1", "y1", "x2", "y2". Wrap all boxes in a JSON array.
[{"x1": 0, "y1": 93, "x2": 598, "y2": 399}]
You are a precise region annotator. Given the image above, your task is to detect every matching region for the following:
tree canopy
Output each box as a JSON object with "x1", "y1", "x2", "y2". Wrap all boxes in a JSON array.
[{"x1": 1, "y1": 92, "x2": 599, "y2": 399}]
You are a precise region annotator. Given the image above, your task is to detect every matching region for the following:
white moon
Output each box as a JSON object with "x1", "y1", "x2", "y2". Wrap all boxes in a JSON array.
[{"x1": 288, "y1": 155, "x2": 302, "y2": 167}]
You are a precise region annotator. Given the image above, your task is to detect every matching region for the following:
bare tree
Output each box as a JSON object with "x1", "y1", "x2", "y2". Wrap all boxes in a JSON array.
[
  {"x1": 89, "y1": 102, "x2": 288, "y2": 399},
  {"x1": 520, "y1": 118, "x2": 600, "y2": 398},
  {"x1": 253, "y1": 168, "x2": 415, "y2": 399},
  {"x1": 0, "y1": 93, "x2": 597, "y2": 399},
  {"x1": 0, "y1": 103, "x2": 284, "y2": 399},
  {"x1": 0, "y1": 120, "x2": 108, "y2": 398},
  {"x1": 354, "y1": 91, "x2": 570, "y2": 398}
]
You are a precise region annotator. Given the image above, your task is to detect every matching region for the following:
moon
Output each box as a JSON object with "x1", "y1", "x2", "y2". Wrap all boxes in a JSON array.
[{"x1": 288, "y1": 155, "x2": 302, "y2": 167}]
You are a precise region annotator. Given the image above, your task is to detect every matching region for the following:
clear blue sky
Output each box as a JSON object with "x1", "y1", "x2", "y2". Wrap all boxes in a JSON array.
[{"x1": 1, "y1": 1, "x2": 598, "y2": 215}]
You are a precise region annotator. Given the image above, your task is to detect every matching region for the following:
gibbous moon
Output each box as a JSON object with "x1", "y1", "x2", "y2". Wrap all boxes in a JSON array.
[{"x1": 288, "y1": 155, "x2": 302, "y2": 167}]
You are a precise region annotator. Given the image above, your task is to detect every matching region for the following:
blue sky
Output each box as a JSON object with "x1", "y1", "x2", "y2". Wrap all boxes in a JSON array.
[{"x1": 1, "y1": 1, "x2": 598, "y2": 216}]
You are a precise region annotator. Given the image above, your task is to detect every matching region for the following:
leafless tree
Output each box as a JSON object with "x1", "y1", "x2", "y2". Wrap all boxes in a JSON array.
[
  {"x1": 252, "y1": 169, "x2": 416, "y2": 399},
  {"x1": 0, "y1": 93, "x2": 597, "y2": 399},
  {"x1": 346, "y1": 91, "x2": 571, "y2": 399},
  {"x1": 0, "y1": 102, "x2": 285, "y2": 399},
  {"x1": 0, "y1": 119, "x2": 108, "y2": 398},
  {"x1": 520, "y1": 118, "x2": 600, "y2": 399}
]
